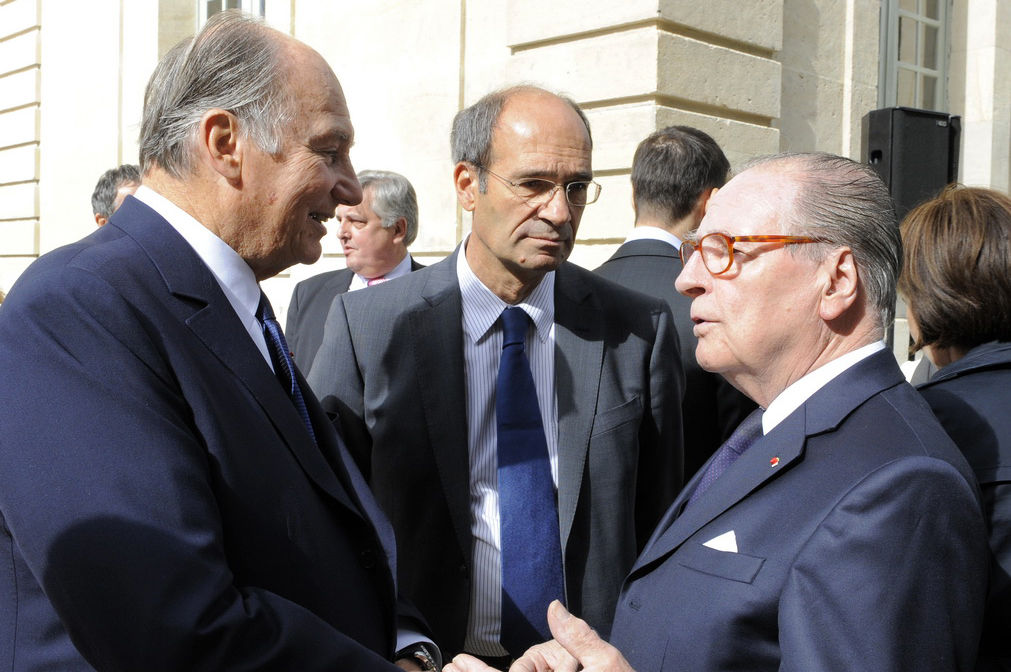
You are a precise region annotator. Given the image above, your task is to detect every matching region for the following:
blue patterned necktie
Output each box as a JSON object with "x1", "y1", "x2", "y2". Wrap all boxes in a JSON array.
[
  {"x1": 496, "y1": 306, "x2": 565, "y2": 656},
  {"x1": 257, "y1": 291, "x2": 316, "y2": 442},
  {"x1": 685, "y1": 408, "x2": 764, "y2": 508}
]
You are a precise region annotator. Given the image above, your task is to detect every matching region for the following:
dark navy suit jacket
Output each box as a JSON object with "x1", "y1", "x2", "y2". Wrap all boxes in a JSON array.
[
  {"x1": 611, "y1": 349, "x2": 989, "y2": 671},
  {"x1": 596, "y1": 238, "x2": 757, "y2": 478},
  {"x1": 918, "y1": 341, "x2": 1011, "y2": 671},
  {"x1": 0, "y1": 197, "x2": 424, "y2": 671}
]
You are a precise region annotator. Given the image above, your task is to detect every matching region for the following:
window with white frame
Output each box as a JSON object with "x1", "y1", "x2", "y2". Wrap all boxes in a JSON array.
[
  {"x1": 880, "y1": 0, "x2": 949, "y2": 111},
  {"x1": 199, "y1": 0, "x2": 265, "y2": 26}
]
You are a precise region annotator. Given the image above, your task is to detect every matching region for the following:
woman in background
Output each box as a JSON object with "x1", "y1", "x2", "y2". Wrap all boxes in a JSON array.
[{"x1": 900, "y1": 185, "x2": 1011, "y2": 672}]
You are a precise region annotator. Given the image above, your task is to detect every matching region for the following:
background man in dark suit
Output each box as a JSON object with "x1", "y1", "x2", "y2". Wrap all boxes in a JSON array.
[
  {"x1": 91, "y1": 163, "x2": 141, "y2": 226},
  {"x1": 308, "y1": 85, "x2": 684, "y2": 664},
  {"x1": 287, "y1": 169, "x2": 424, "y2": 370},
  {"x1": 446, "y1": 153, "x2": 989, "y2": 672},
  {"x1": 596, "y1": 126, "x2": 756, "y2": 478},
  {"x1": 0, "y1": 12, "x2": 437, "y2": 672}
]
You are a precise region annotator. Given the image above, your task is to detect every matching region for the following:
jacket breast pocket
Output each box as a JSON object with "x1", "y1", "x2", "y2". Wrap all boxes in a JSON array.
[
  {"x1": 590, "y1": 396, "x2": 642, "y2": 437},
  {"x1": 676, "y1": 539, "x2": 765, "y2": 584}
]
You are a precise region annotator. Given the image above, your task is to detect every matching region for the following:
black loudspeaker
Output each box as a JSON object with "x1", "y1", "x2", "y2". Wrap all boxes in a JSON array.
[{"x1": 861, "y1": 107, "x2": 961, "y2": 220}]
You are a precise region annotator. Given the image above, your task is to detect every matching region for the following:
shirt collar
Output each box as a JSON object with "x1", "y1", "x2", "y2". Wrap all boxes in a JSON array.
[
  {"x1": 132, "y1": 185, "x2": 262, "y2": 322},
  {"x1": 456, "y1": 236, "x2": 555, "y2": 344},
  {"x1": 625, "y1": 226, "x2": 683, "y2": 249},
  {"x1": 763, "y1": 341, "x2": 887, "y2": 433},
  {"x1": 350, "y1": 251, "x2": 414, "y2": 290}
]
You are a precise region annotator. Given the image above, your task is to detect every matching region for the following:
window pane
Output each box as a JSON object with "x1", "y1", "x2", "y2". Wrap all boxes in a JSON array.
[
  {"x1": 900, "y1": 0, "x2": 917, "y2": 12},
  {"x1": 924, "y1": 24, "x2": 938, "y2": 70},
  {"x1": 899, "y1": 16, "x2": 917, "y2": 63},
  {"x1": 924, "y1": 0, "x2": 940, "y2": 20},
  {"x1": 898, "y1": 68, "x2": 916, "y2": 106},
  {"x1": 922, "y1": 75, "x2": 938, "y2": 109},
  {"x1": 226, "y1": 0, "x2": 241, "y2": 9},
  {"x1": 206, "y1": 0, "x2": 222, "y2": 18}
]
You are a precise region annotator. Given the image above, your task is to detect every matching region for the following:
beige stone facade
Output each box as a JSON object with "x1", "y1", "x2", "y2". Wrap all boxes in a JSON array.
[{"x1": 1, "y1": 0, "x2": 1008, "y2": 344}]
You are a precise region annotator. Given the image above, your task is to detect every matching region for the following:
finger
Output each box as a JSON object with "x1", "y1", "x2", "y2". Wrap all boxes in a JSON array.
[
  {"x1": 510, "y1": 640, "x2": 578, "y2": 672},
  {"x1": 547, "y1": 600, "x2": 626, "y2": 669},
  {"x1": 446, "y1": 653, "x2": 496, "y2": 672}
]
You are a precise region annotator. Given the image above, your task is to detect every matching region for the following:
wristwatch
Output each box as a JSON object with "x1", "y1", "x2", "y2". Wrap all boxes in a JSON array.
[{"x1": 396, "y1": 643, "x2": 440, "y2": 671}]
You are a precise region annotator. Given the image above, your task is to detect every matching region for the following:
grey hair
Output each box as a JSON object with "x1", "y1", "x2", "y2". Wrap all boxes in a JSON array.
[
  {"x1": 91, "y1": 164, "x2": 141, "y2": 218},
  {"x1": 358, "y1": 170, "x2": 419, "y2": 246},
  {"x1": 139, "y1": 11, "x2": 292, "y2": 177},
  {"x1": 741, "y1": 152, "x2": 901, "y2": 333},
  {"x1": 450, "y1": 84, "x2": 592, "y2": 191}
]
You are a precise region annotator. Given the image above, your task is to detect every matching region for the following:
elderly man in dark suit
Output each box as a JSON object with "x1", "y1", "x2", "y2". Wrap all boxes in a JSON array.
[
  {"x1": 446, "y1": 153, "x2": 989, "y2": 672},
  {"x1": 308, "y1": 85, "x2": 684, "y2": 664},
  {"x1": 286, "y1": 169, "x2": 425, "y2": 370},
  {"x1": 0, "y1": 12, "x2": 437, "y2": 672},
  {"x1": 596, "y1": 126, "x2": 756, "y2": 478}
]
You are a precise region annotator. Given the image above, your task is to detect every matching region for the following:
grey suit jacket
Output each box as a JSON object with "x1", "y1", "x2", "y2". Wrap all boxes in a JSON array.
[
  {"x1": 287, "y1": 268, "x2": 354, "y2": 371},
  {"x1": 307, "y1": 246, "x2": 684, "y2": 656},
  {"x1": 286, "y1": 258, "x2": 425, "y2": 372},
  {"x1": 596, "y1": 238, "x2": 757, "y2": 478}
]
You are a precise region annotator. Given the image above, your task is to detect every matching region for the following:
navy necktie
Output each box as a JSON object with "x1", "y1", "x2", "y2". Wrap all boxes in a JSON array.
[
  {"x1": 257, "y1": 291, "x2": 316, "y2": 442},
  {"x1": 496, "y1": 306, "x2": 564, "y2": 656},
  {"x1": 685, "y1": 408, "x2": 764, "y2": 508}
]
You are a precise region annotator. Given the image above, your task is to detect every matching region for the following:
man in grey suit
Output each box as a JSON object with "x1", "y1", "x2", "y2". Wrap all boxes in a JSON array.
[
  {"x1": 596, "y1": 126, "x2": 756, "y2": 479},
  {"x1": 286, "y1": 169, "x2": 423, "y2": 370},
  {"x1": 308, "y1": 85, "x2": 684, "y2": 664}
]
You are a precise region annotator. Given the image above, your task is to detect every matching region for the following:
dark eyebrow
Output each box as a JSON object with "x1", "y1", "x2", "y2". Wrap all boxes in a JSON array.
[{"x1": 511, "y1": 169, "x2": 594, "y2": 183}]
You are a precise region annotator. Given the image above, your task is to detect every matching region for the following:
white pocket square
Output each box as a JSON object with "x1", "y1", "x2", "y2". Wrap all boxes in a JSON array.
[{"x1": 703, "y1": 530, "x2": 738, "y2": 553}]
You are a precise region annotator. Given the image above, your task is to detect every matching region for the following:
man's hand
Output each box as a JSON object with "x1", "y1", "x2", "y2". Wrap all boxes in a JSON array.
[
  {"x1": 511, "y1": 601, "x2": 636, "y2": 672},
  {"x1": 443, "y1": 653, "x2": 497, "y2": 672}
]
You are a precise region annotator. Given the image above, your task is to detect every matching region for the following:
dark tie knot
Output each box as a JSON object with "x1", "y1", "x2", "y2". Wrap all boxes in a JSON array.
[
  {"x1": 501, "y1": 307, "x2": 530, "y2": 348},
  {"x1": 256, "y1": 292, "x2": 276, "y2": 323}
]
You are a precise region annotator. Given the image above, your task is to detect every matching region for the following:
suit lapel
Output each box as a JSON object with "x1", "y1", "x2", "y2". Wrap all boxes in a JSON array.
[
  {"x1": 114, "y1": 199, "x2": 359, "y2": 516},
  {"x1": 553, "y1": 265, "x2": 604, "y2": 549},
  {"x1": 631, "y1": 349, "x2": 907, "y2": 575},
  {"x1": 631, "y1": 418, "x2": 806, "y2": 574},
  {"x1": 302, "y1": 377, "x2": 398, "y2": 575},
  {"x1": 410, "y1": 252, "x2": 473, "y2": 559}
]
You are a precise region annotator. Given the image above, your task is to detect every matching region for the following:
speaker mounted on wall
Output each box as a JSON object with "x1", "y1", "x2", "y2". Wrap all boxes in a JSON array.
[{"x1": 861, "y1": 107, "x2": 961, "y2": 221}]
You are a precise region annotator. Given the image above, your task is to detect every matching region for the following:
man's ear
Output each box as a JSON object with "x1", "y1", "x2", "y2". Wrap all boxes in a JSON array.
[
  {"x1": 198, "y1": 109, "x2": 242, "y2": 182},
  {"x1": 95, "y1": 213, "x2": 108, "y2": 227},
  {"x1": 819, "y1": 247, "x2": 860, "y2": 321},
  {"x1": 700, "y1": 187, "x2": 719, "y2": 217},
  {"x1": 391, "y1": 217, "x2": 407, "y2": 244},
  {"x1": 454, "y1": 162, "x2": 478, "y2": 212}
]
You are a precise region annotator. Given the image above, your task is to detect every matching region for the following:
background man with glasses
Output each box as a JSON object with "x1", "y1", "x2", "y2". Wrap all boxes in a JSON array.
[
  {"x1": 309, "y1": 85, "x2": 684, "y2": 665},
  {"x1": 445, "y1": 152, "x2": 988, "y2": 672}
]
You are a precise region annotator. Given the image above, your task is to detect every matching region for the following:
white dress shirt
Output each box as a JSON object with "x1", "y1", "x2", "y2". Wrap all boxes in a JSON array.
[
  {"x1": 346, "y1": 252, "x2": 415, "y2": 292},
  {"x1": 133, "y1": 186, "x2": 272, "y2": 369},
  {"x1": 763, "y1": 341, "x2": 888, "y2": 434},
  {"x1": 456, "y1": 243, "x2": 559, "y2": 656}
]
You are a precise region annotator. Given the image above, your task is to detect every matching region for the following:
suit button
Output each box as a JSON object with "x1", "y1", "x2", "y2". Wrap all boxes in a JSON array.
[
  {"x1": 458, "y1": 564, "x2": 468, "y2": 576},
  {"x1": 359, "y1": 549, "x2": 378, "y2": 569}
]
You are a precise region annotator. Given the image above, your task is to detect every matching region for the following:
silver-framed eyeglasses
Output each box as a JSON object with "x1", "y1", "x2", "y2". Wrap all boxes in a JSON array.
[
  {"x1": 475, "y1": 164, "x2": 601, "y2": 207},
  {"x1": 680, "y1": 231, "x2": 825, "y2": 276}
]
